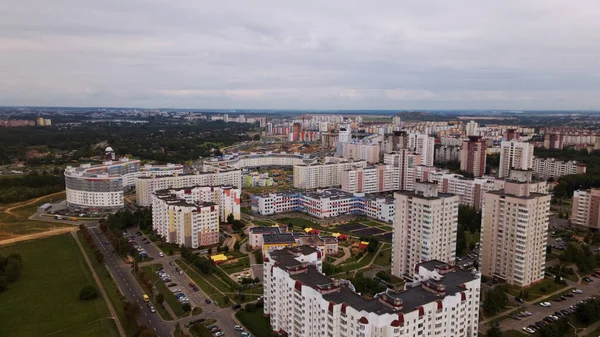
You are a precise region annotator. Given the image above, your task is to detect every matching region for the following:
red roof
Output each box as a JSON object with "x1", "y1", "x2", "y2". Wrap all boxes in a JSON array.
[{"x1": 359, "y1": 317, "x2": 369, "y2": 324}]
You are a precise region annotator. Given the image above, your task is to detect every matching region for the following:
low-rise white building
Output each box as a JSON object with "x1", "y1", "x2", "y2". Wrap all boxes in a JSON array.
[
  {"x1": 251, "y1": 189, "x2": 395, "y2": 222},
  {"x1": 264, "y1": 246, "x2": 481, "y2": 337}
]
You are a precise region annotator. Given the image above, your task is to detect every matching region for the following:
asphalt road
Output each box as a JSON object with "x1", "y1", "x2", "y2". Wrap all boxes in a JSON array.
[{"x1": 88, "y1": 225, "x2": 174, "y2": 337}]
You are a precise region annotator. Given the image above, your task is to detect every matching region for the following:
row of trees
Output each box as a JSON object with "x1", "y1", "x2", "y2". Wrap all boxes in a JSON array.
[
  {"x1": 0, "y1": 171, "x2": 64, "y2": 203},
  {"x1": 559, "y1": 241, "x2": 597, "y2": 274},
  {"x1": 181, "y1": 246, "x2": 215, "y2": 275},
  {"x1": 0, "y1": 253, "x2": 23, "y2": 292}
]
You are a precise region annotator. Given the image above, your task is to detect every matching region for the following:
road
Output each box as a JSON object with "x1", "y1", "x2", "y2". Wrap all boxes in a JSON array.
[
  {"x1": 89, "y1": 225, "x2": 174, "y2": 337},
  {"x1": 90, "y1": 225, "x2": 245, "y2": 337}
]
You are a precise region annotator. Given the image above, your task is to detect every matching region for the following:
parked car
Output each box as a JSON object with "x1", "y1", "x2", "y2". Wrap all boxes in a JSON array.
[
  {"x1": 522, "y1": 327, "x2": 535, "y2": 334},
  {"x1": 583, "y1": 276, "x2": 593, "y2": 282},
  {"x1": 205, "y1": 299, "x2": 211, "y2": 304},
  {"x1": 214, "y1": 332, "x2": 224, "y2": 337},
  {"x1": 573, "y1": 289, "x2": 583, "y2": 294},
  {"x1": 540, "y1": 302, "x2": 551, "y2": 307},
  {"x1": 168, "y1": 283, "x2": 177, "y2": 287},
  {"x1": 147, "y1": 303, "x2": 156, "y2": 313},
  {"x1": 159, "y1": 252, "x2": 164, "y2": 257},
  {"x1": 234, "y1": 325, "x2": 243, "y2": 331},
  {"x1": 515, "y1": 297, "x2": 524, "y2": 303},
  {"x1": 231, "y1": 304, "x2": 242, "y2": 310}
]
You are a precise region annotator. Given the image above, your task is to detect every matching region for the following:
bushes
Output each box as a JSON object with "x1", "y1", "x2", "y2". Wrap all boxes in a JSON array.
[
  {"x1": 0, "y1": 253, "x2": 23, "y2": 292},
  {"x1": 79, "y1": 285, "x2": 99, "y2": 300},
  {"x1": 483, "y1": 286, "x2": 508, "y2": 316}
]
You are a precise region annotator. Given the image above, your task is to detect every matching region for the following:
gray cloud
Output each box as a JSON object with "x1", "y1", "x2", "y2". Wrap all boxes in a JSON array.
[{"x1": 1, "y1": 0, "x2": 599, "y2": 109}]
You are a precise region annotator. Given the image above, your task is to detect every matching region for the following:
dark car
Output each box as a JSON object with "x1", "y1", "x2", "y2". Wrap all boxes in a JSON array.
[
  {"x1": 205, "y1": 299, "x2": 211, "y2": 304},
  {"x1": 515, "y1": 297, "x2": 524, "y2": 303},
  {"x1": 192, "y1": 286, "x2": 199, "y2": 292},
  {"x1": 167, "y1": 283, "x2": 177, "y2": 287},
  {"x1": 231, "y1": 304, "x2": 242, "y2": 310},
  {"x1": 583, "y1": 276, "x2": 593, "y2": 282}
]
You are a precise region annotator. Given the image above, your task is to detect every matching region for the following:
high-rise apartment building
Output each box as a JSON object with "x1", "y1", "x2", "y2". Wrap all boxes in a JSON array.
[
  {"x1": 384, "y1": 150, "x2": 422, "y2": 190},
  {"x1": 460, "y1": 136, "x2": 487, "y2": 177},
  {"x1": 392, "y1": 182, "x2": 459, "y2": 279},
  {"x1": 572, "y1": 188, "x2": 600, "y2": 229},
  {"x1": 264, "y1": 246, "x2": 481, "y2": 337},
  {"x1": 341, "y1": 164, "x2": 399, "y2": 193},
  {"x1": 532, "y1": 157, "x2": 587, "y2": 180},
  {"x1": 465, "y1": 120, "x2": 479, "y2": 136},
  {"x1": 479, "y1": 181, "x2": 551, "y2": 287},
  {"x1": 342, "y1": 141, "x2": 380, "y2": 163},
  {"x1": 499, "y1": 141, "x2": 534, "y2": 178},
  {"x1": 336, "y1": 125, "x2": 351, "y2": 155},
  {"x1": 414, "y1": 134, "x2": 435, "y2": 166}
]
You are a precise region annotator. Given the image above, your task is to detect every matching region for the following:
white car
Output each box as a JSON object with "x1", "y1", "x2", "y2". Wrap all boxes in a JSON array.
[
  {"x1": 522, "y1": 327, "x2": 535, "y2": 334},
  {"x1": 159, "y1": 252, "x2": 164, "y2": 257},
  {"x1": 234, "y1": 325, "x2": 243, "y2": 331},
  {"x1": 172, "y1": 288, "x2": 181, "y2": 293},
  {"x1": 572, "y1": 289, "x2": 583, "y2": 294},
  {"x1": 539, "y1": 302, "x2": 551, "y2": 307},
  {"x1": 214, "y1": 332, "x2": 224, "y2": 337}
]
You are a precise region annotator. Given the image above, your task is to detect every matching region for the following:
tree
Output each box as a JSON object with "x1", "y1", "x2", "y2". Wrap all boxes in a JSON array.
[
  {"x1": 227, "y1": 213, "x2": 234, "y2": 224},
  {"x1": 253, "y1": 134, "x2": 260, "y2": 141},
  {"x1": 134, "y1": 325, "x2": 158, "y2": 337},
  {"x1": 79, "y1": 285, "x2": 99, "y2": 300},
  {"x1": 0, "y1": 276, "x2": 7, "y2": 292},
  {"x1": 456, "y1": 224, "x2": 467, "y2": 254},
  {"x1": 367, "y1": 238, "x2": 379, "y2": 253},
  {"x1": 124, "y1": 301, "x2": 141, "y2": 322},
  {"x1": 234, "y1": 241, "x2": 241, "y2": 251},
  {"x1": 483, "y1": 286, "x2": 508, "y2": 316},
  {"x1": 223, "y1": 296, "x2": 230, "y2": 304},
  {"x1": 486, "y1": 324, "x2": 503, "y2": 337},
  {"x1": 156, "y1": 293, "x2": 164, "y2": 306}
]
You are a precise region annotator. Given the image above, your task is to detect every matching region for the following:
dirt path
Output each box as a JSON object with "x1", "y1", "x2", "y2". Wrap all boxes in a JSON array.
[
  {"x1": 3, "y1": 191, "x2": 65, "y2": 218},
  {"x1": 72, "y1": 231, "x2": 127, "y2": 337},
  {"x1": 0, "y1": 227, "x2": 76, "y2": 246},
  {"x1": 332, "y1": 246, "x2": 351, "y2": 266}
]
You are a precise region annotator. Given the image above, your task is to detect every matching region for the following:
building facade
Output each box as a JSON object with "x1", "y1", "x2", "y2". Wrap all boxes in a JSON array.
[
  {"x1": 65, "y1": 158, "x2": 141, "y2": 210},
  {"x1": 264, "y1": 246, "x2": 481, "y2": 337},
  {"x1": 384, "y1": 150, "x2": 422, "y2": 191},
  {"x1": 479, "y1": 181, "x2": 551, "y2": 287},
  {"x1": 251, "y1": 189, "x2": 395, "y2": 222},
  {"x1": 572, "y1": 188, "x2": 600, "y2": 229},
  {"x1": 293, "y1": 160, "x2": 368, "y2": 189},
  {"x1": 498, "y1": 141, "x2": 534, "y2": 178},
  {"x1": 532, "y1": 157, "x2": 587, "y2": 180},
  {"x1": 341, "y1": 165, "x2": 399, "y2": 194},
  {"x1": 136, "y1": 168, "x2": 241, "y2": 206},
  {"x1": 392, "y1": 183, "x2": 460, "y2": 279},
  {"x1": 460, "y1": 136, "x2": 487, "y2": 177}
]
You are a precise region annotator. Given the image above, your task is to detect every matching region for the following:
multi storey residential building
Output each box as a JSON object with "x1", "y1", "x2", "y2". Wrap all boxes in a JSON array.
[
  {"x1": 532, "y1": 157, "x2": 587, "y2": 180},
  {"x1": 203, "y1": 152, "x2": 316, "y2": 170},
  {"x1": 384, "y1": 150, "x2": 422, "y2": 190},
  {"x1": 264, "y1": 246, "x2": 481, "y2": 337},
  {"x1": 65, "y1": 157, "x2": 141, "y2": 210},
  {"x1": 136, "y1": 168, "x2": 241, "y2": 206},
  {"x1": 152, "y1": 185, "x2": 240, "y2": 222},
  {"x1": 293, "y1": 160, "x2": 367, "y2": 189},
  {"x1": 460, "y1": 136, "x2": 487, "y2": 177},
  {"x1": 411, "y1": 133, "x2": 435, "y2": 167},
  {"x1": 341, "y1": 165, "x2": 399, "y2": 193},
  {"x1": 434, "y1": 145, "x2": 461, "y2": 164},
  {"x1": 151, "y1": 197, "x2": 219, "y2": 248},
  {"x1": 342, "y1": 141, "x2": 380, "y2": 163},
  {"x1": 572, "y1": 188, "x2": 600, "y2": 229},
  {"x1": 251, "y1": 189, "x2": 395, "y2": 222},
  {"x1": 498, "y1": 141, "x2": 534, "y2": 178},
  {"x1": 479, "y1": 180, "x2": 551, "y2": 287},
  {"x1": 392, "y1": 182, "x2": 459, "y2": 279},
  {"x1": 139, "y1": 163, "x2": 184, "y2": 177}
]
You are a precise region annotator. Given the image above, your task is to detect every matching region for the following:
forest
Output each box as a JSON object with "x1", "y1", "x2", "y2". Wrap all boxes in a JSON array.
[{"x1": 0, "y1": 120, "x2": 255, "y2": 165}]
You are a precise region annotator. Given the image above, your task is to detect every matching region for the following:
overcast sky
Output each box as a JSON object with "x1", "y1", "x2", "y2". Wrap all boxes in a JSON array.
[{"x1": 1, "y1": 1, "x2": 599, "y2": 110}]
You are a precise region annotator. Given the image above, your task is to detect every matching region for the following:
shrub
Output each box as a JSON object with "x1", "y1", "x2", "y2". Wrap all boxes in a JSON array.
[{"x1": 79, "y1": 285, "x2": 99, "y2": 300}]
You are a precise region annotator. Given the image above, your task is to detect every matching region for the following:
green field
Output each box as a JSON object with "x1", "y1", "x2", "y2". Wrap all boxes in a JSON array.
[
  {"x1": 373, "y1": 247, "x2": 392, "y2": 266},
  {"x1": 235, "y1": 310, "x2": 271, "y2": 337},
  {"x1": 0, "y1": 192, "x2": 68, "y2": 239},
  {"x1": 0, "y1": 234, "x2": 119, "y2": 337}
]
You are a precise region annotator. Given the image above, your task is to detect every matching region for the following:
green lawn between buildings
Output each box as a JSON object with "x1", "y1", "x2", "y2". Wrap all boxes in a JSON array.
[{"x1": 0, "y1": 233, "x2": 120, "y2": 337}]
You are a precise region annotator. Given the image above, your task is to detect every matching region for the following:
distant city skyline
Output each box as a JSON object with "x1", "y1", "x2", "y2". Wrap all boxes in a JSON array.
[{"x1": 1, "y1": 1, "x2": 599, "y2": 110}]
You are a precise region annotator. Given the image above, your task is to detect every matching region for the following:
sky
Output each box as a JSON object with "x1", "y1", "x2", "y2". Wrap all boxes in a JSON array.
[{"x1": 1, "y1": 1, "x2": 599, "y2": 110}]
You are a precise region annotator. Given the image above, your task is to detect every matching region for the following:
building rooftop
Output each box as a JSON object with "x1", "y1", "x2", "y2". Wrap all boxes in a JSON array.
[
  {"x1": 263, "y1": 233, "x2": 296, "y2": 244},
  {"x1": 249, "y1": 226, "x2": 281, "y2": 235},
  {"x1": 271, "y1": 248, "x2": 478, "y2": 316}
]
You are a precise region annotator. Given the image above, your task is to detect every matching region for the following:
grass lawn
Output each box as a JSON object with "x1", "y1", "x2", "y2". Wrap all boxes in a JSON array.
[
  {"x1": 176, "y1": 259, "x2": 232, "y2": 308},
  {"x1": 252, "y1": 220, "x2": 275, "y2": 226},
  {"x1": 379, "y1": 226, "x2": 393, "y2": 232},
  {"x1": 506, "y1": 278, "x2": 569, "y2": 301},
  {"x1": 0, "y1": 233, "x2": 119, "y2": 337},
  {"x1": 373, "y1": 247, "x2": 391, "y2": 266},
  {"x1": 0, "y1": 192, "x2": 69, "y2": 238},
  {"x1": 77, "y1": 232, "x2": 138, "y2": 336},
  {"x1": 277, "y1": 217, "x2": 318, "y2": 228},
  {"x1": 465, "y1": 231, "x2": 480, "y2": 250},
  {"x1": 485, "y1": 307, "x2": 524, "y2": 326},
  {"x1": 501, "y1": 330, "x2": 528, "y2": 337},
  {"x1": 221, "y1": 256, "x2": 250, "y2": 274},
  {"x1": 235, "y1": 310, "x2": 271, "y2": 337}
]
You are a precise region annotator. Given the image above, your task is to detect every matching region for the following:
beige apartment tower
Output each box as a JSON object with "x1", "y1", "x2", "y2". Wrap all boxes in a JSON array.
[
  {"x1": 392, "y1": 182, "x2": 459, "y2": 279},
  {"x1": 480, "y1": 181, "x2": 551, "y2": 287}
]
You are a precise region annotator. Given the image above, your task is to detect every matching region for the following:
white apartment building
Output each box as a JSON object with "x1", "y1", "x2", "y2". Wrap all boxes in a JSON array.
[
  {"x1": 499, "y1": 141, "x2": 534, "y2": 178},
  {"x1": 153, "y1": 185, "x2": 240, "y2": 222},
  {"x1": 572, "y1": 188, "x2": 600, "y2": 229},
  {"x1": 341, "y1": 165, "x2": 399, "y2": 194},
  {"x1": 139, "y1": 163, "x2": 184, "y2": 177},
  {"x1": 479, "y1": 181, "x2": 551, "y2": 287},
  {"x1": 384, "y1": 150, "x2": 422, "y2": 190},
  {"x1": 434, "y1": 145, "x2": 461, "y2": 164},
  {"x1": 151, "y1": 197, "x2": 219, "y2": 248},
  {"x1": 203, "y1": 152, "x2": 316, "y2": 170},
  {"x1": 410, "y1": 134, "x2": 435, "y2": 167},
  {"x1": 293, "y1": 160, "x2": 367, "y2": 189},
  {"x1": 392, "y1": 182, "x2": 459, "y2": 279},
  {"x1": 264, "y1": 246, "x2": 481, "y2": 337},
  {"x1": 342, "y1": 141, "x2": 380, "y2": 164},
  {"x1": 136, "y1": 168, "x2": 241, "y2": 206},
  {"x1": 532, "y1": 157, "x2": 587, "y2": 180},
  {"x1": 251, "y1": 189, "x2": 396, "y2": 223},
  {"x1": 65, "y1": 158, "x2": 141, "y2": 210}
]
